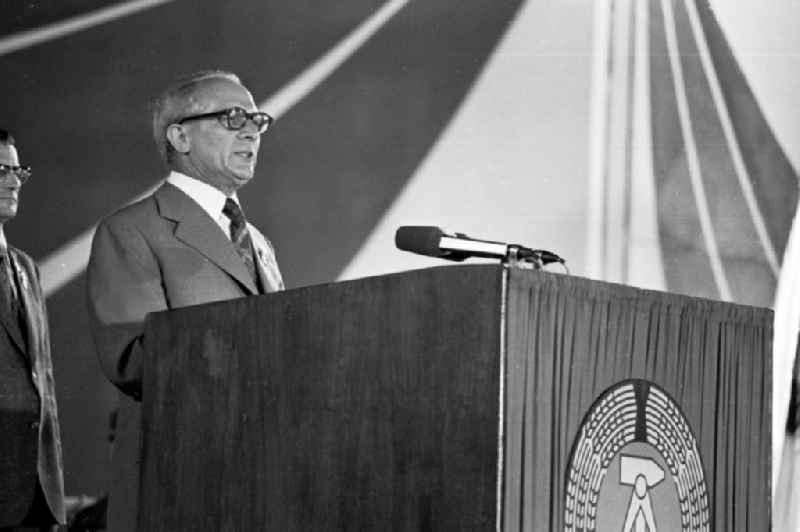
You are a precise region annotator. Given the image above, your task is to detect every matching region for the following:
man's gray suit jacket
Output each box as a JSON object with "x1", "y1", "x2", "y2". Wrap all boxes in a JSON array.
[{"x1": 87, "y1": 182, "x2": 284, "y2": 532}]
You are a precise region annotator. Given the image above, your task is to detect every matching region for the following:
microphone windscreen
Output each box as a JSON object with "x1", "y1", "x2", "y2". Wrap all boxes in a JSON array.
[{"x1": 395, "y1": 226, "x2": 445, "y2": 257}]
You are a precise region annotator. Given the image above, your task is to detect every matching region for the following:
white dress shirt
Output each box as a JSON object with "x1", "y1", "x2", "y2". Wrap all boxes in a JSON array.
[
  {"x1": 166, "y1": 171, "x2": 241, "y2": 240},
  {"x1": 165, "y1": 170, "x2": 284, "y2": 293}
]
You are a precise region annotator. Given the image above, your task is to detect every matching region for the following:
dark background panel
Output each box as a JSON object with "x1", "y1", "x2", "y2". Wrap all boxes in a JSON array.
[
  {"x1": 1, "y1": 0, "x2": 126, "y2": 36},
  {"x1": 0, "y1": 0, "x2": 523, "y2": 498},
  {"x1": 46, "y1": 274, "x2": 116, "y2": 496},
  {"x1": 1, "y1": 0, "x2": 387, "y2": 259},
  {"x1": 648, "y1": 0, "x2": 718, "y2": 301},
  {"x1": 695, "y1": 0, "x2": 798, "y2": 258}
]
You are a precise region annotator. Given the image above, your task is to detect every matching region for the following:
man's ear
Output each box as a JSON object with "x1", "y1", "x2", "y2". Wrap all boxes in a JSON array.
[{"x1": 165, "y1": 124, "x2": 191, "y2": 154}]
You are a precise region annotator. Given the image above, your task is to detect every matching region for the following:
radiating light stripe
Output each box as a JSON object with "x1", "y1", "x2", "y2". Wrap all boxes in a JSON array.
[
  {"x1": 627, "y1": 0, "x2": 666, "y2": 291},
  {"x1": 585, "y1": 0, "x2": 613, "y2": 280},
  {"x1": 40, "y1": 0, "x2": 409, "y2": 297},
  {"x1": 260, "y1": 0, "x2": 410, "y2": 119},
  {"x1": 684, "y1": 0, "x2": 780, "y2": 277},
  {"x1": 0, "y1": 0, "x2": 173, "y2": 57},
  {"x1": 602, "y1": 0, "x2": 635, "y2": 284},
  {"x1": 660, "y1": 0, "x2": 732, "y2": 301},
  {"x1": 620, "y1": 0, "x2": 637, "y2": 284},
  {"x1": 772, "y1": 198, "x2": 800, "y2": 515},
  {"x1": 39, "y1": 184, "x2": 161, "y2": 295}
]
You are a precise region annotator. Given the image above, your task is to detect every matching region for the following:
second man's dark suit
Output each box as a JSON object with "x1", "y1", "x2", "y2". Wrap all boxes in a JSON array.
[{"x1": 0, "y1": 246, "x2": 65, "y2": 528}]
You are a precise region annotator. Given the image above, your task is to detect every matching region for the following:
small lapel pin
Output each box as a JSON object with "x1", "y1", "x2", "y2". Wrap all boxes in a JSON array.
[{"x1": 15, "y1": 265, "x2": 28, "y2": 291}]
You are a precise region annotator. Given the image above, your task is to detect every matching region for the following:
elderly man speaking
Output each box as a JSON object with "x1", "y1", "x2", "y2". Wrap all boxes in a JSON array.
[{"x1": 87, "y1": 70, "x2": 284, "y2": 532}]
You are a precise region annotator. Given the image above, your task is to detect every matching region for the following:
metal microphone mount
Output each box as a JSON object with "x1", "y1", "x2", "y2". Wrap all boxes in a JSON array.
[{"x1": 506, "y1": 245, "x2": 545, "y2": 270}]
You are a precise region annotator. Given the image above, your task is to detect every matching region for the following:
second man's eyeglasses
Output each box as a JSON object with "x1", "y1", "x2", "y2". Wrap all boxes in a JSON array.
[{"x1": 0, "y1": 164, "x2": 31, "y2": 184}]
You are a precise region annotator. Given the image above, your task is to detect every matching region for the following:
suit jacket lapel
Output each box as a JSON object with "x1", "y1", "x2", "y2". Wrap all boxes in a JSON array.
[
  {"x1": 6, "y1": 250, "x2": 35, "y2": 356},
  {"x1": 154, "y1": 183, "x2": 258, "y2": 295}
]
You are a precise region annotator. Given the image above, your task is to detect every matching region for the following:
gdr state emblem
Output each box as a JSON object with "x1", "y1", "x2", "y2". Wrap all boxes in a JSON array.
[{"x1": 564, "y1": 380, "x2": 709, "y2": 531}]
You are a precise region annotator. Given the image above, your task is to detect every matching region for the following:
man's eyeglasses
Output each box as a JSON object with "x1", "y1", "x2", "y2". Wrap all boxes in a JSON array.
[
  {"x1": 177, "y1": 107, "x2": 274, "y2": 134},
  {"x1": 0, "y1": 164, "x2": 31, "y2": 184}
]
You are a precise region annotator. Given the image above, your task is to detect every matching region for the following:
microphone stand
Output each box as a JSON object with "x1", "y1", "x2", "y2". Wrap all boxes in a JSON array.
[{"x1": 505, "y1": 245, "x2": 544, "y2": 270}]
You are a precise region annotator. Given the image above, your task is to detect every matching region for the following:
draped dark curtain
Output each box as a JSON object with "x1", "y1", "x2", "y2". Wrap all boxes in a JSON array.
[{"x1": 503, "y1": 269, "x2": 771, "y2": 530}]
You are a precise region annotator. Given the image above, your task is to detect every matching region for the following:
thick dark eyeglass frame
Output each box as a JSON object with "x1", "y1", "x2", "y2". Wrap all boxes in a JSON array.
[
  {"x1": 0, "y1": 164, "x2": 31, "y2": 184},
  {"x1": 177, "y1": 106, "x2": 274, "y2": 134}
]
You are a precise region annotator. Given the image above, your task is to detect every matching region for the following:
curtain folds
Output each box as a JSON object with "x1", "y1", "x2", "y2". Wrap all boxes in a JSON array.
[{"x1": 504, "y1": 270, "x2": 771, "y2": 530}]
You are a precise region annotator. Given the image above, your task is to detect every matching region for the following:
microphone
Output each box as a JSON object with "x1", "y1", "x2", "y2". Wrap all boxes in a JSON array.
[{"x1": 394, "y1": 226, "x2": 564, "y2": 265}]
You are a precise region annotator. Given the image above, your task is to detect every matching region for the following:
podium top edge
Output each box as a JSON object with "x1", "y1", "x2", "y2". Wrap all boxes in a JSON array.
[{"x1": 145, "y1": 263, "x2": 772, "y2": 325}]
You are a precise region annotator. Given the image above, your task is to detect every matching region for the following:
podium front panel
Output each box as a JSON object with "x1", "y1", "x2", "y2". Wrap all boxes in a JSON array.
[{"x1": 141, "y1": 265, "x2": 505, "y2": 531}]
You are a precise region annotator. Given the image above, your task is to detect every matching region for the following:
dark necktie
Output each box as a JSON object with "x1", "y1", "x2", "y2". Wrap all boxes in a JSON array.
[
  {"x1": 222, "y1": 198, "x2": 262, "y2": 293},
  {"x1": 0, "y1": 250, "x2": 26, "y2": 347}
]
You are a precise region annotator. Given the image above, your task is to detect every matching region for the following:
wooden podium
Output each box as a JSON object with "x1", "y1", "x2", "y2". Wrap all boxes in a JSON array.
[{"x1": 139, "y1": 265, "x2": 771, "y2": 530}]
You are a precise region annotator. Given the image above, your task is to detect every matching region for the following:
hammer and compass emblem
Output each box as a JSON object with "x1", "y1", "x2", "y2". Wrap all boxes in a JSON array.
[
  {"x1": 619, "y1": 455, "x2": 664, "y2": 532},
  {"x1": 564, "y1": 380, "x2": 709, "y2": 531}
]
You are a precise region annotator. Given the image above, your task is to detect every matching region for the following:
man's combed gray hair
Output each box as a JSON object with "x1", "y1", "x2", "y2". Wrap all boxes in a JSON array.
[{"x1": 151, "y1": 70, "x2": 242, "y2": 163}]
